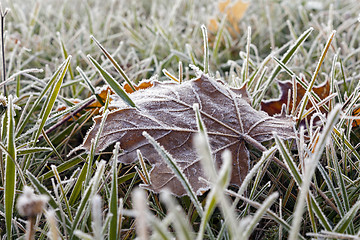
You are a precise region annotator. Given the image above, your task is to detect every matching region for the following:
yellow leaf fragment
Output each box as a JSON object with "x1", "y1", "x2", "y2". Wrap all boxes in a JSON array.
[{"x1": 209, "y1": 0, "x2": 250, "y2": 35}]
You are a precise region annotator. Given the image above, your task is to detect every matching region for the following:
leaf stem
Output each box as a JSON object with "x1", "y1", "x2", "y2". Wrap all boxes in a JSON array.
[{"x1": 26, "y1": 216, "x2": 36, "y2": 240}]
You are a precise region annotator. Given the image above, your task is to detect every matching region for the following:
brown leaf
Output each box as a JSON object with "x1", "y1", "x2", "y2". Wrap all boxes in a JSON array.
[
  {"x1": 80, "y1": 75, "x2": 295, "y2": 196},
  {"x1": 261, "y1": 79, "x2": 330, "y2": 116}
]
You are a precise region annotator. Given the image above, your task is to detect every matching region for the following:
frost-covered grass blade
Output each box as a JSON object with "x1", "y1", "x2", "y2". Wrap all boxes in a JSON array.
[
  {"x1": 87, "y1": 55, "x2": 136, "y2": 108},
  {"x1": 4, "y1": 95, "x2": 16, "y2": 240}
]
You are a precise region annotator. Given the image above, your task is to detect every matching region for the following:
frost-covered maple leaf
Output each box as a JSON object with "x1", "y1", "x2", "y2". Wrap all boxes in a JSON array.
[{"x1": 80, "y1": 75, "x2": 295, "y2": 196}]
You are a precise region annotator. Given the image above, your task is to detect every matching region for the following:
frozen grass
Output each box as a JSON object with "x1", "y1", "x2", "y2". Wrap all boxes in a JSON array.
[{"x1": 0, "y1": 0, "x2": 360, "y2": 239}]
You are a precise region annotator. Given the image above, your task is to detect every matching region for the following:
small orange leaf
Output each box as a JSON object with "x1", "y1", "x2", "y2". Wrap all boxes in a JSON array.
[
  {"x1": 123, "y1": 80, "x2": 154, "y2": 94},
  {"x1": 90, "y1": 86, "x2": 114, "y2": 108}
]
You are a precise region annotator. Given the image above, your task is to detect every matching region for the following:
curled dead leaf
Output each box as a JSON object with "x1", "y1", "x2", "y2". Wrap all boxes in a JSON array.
[
  {"x1": 80, "y1": 75, "x2": 295, "y2": 196},
  {"x1": 261, "y1": 79, "x2": 330, "y2": 117}
]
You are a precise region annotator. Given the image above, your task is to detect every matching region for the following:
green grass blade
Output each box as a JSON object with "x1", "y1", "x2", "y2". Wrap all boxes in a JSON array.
[
  {"x1": 214, "y1": 151, "x2": 238, "y2": 237},
  {"x1": 332, "y1": 128, "x2": 360, "y2": 169},
  {"x1": 137, "y1": 150, "x2": 150, "y2": 184},
  {"x1": 334, "y1": 200, "x2": 360, "y2": 233},
  {"x1": 33, "y1": 56, "x2": 71, "y2": 142},
  {"x1": 40, "y1": 155, "x2": 84, "y2": 181},
  {"x1": 226, "y1": 189, "x2": 306, "y2": 240},
  {"x1": 90, "y1": 36, "x2": 135, "y2": 92},
  {"x1": 85, "y1": 109, "x2": 109, "y2": 187},
  {"x1": 186, "y1": 44, "x2": 198, "y2": 66},
  {"x1": 102, "y1": 210, "x2": 112, "y2": 237},
  {"x1": 329, "y1": 141, "x2": 354, "y2": 233},
  {"x1": 193, "y1": 103, "x2": 206, "y2": 133},
  {"x1": 194, "y1": 103, "x2": 239, "y2": 238},
  {"x1": 68, "y1": 161, "x2": 88, "y2": 205},
  {"x1": 274, "y1": 133, "x2": 332, "y2": 231},
  {"x1": 0, "y1": 140, "x2": 25, "y2": 185},
  {"x1": 236, "y1": 147, "x2": 276, "y2": 201},
  {"x1": 73, "y1": 230, "x2": 93, "y2": 240},
  {"x1": 242, "y1": 26, "x2": 251, "y2": 82},
  {"x1": 240, "y1": 149, "x2": 275, "y2": 217},
  {"x1": 72, "y1": 161, "x2": 106, "y2": 235},
  {"x1": 87, "y1": 54, "x2": 136, "y2": 108},
  {"x1": 317, "y1": 163, "x2": 344, "y2": 217},
  {"x1": 274, "y1": 134, "x2": 302, "y2": 187},
  {"x1": 161, "y1": 191, "x2": 194, "y2": 240},
  {"x1": 17, "y1": 147, "x2": 52, "y2": 155},
  {"x1": 71, "y1": 182, "x2": 93, "y2": 234},
  {"x1": 90, "y1": 160, "x2": 106, "y2": 196},
  {"x1": 193, "y1": 103, "x2": 216, "y2": 178},
  {"x1": 41, "y1": 129, "x2": 64, "y2": 162},
  {"x1": 118, "y1": 172, "x2": 136, "y2": 184},
  {"x1": 309, "y1": 196, "x2": 332, "y2": 231},
  {"x1": 297, "y1": 31, "x2": 336, "y2": 123},
  {"x1": 150, "y1": 217, "x2": 174, "y2": 240},
  {"x1": 77, "y1": 66, "x2": 104, "y2": 106},
  {"x1": 26, "y1": 170, "x2": 72, "y2": 232},
  {"x1": 4, "y1": 95, "x2": 16, "y2": 240},
  {"x1": 196, "y1": 149, "x2": 236, "y2": 240},
  {"x1": 58, "y1": 34, "x2": 74, "y2": 80},
  {"x1": 16, "y1": 59, "x2": 67, "y2": 137},
  {"x1": 242, "y1": 192, "x2": 279, "y2": 239},
  {"x1": 31, "y1": 96, "x2": 94, "y2": 132},
  {"x1": 109, "y1": 143, "x2": 120, "y2": 239},
  {"x1": 331, "y1": 144, "x2": 351, "y2": 213},
  {"x1": 51, "y1": 165, "x2": 73, "y2": 221},
  {"x1": 92, "y1": 195, "x2": 103, "y2": 240},
  {"x1": 197, "y1": 191, "x2": 217, "y2": 240},
  {"x1": 201, "y1": 25, "x2": 209, "y2": 74},
  {"x1": 264, "y1": 27, "x2": 313, "y2": 89},
  {"x1": 290, "y1": 105, "x2": 341, "y2": 239}
]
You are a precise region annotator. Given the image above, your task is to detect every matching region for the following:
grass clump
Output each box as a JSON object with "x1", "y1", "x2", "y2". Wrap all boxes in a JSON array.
[{"x1": 0, "y1": 0, "x2": 360, "y2": 239}]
